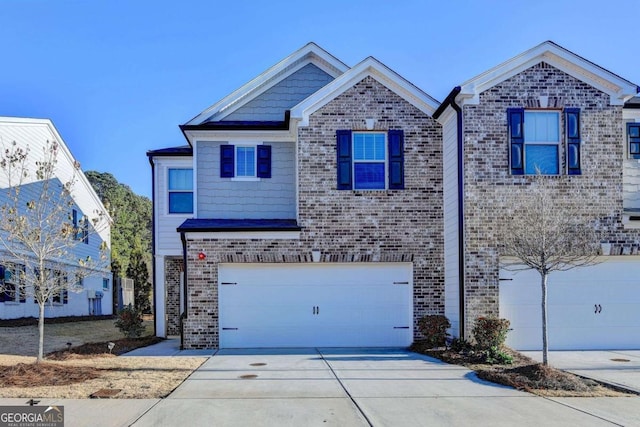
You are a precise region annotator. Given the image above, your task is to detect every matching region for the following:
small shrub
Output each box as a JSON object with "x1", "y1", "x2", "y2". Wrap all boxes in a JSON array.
[
  {"x1": 115, "y1": 305, "x2": 145, "y2": 338},
  {"x1": 472, "y1": 317, "x2": 511, "y2": 351},
  {"x1": 483, "y1": 346, "x2": 514, "y2": 365},
  {"x1": 417, "y1": 315, "x2": 451, "y2": 348},
  {"x1": 449, "y1": 337, "x2": 473, "y2": 353}
]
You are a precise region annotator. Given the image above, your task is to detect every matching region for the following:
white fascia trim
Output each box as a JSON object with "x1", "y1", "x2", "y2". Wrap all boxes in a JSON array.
[
  {"x1": 458, "y1": 42, "x2": 638, "y2": 106},
  {"x1": 0, "y1": 117, "x2": 113, "y2": 244},
  {"x1": 291, "y1": 57, "x2": 440, "y2": 126},
  {"x1": 623, "y1": 109, "x2": 640, "y2": 121},
  {"x1": 185, "y1": 231, "x2": 301, "y2": 240},
  {"x1": 185, "y1": 43, "x2": 349, "y2": 126},
  {"x1": 183, "y1": 129, "x2": 296, "y2": 144}
]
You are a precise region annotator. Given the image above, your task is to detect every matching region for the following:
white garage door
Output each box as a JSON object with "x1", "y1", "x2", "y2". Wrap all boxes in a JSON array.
[
  {"x1": 218, "y1": 263, "x2": 413, "y2": 348},
  {"x1": 500, "y1": 257, "x2": 640, "y2": 350}
]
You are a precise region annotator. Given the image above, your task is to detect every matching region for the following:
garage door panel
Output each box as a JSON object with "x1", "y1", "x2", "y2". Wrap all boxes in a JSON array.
[
  {"x1": 219, "y1": 263, "x2": 413, "y2": 348},
  {"x1": 500, "y1": 257, "x2": 640, "y2": 350}
]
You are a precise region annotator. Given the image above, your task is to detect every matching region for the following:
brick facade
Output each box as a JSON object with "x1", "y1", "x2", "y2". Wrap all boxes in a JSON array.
[
  {"x1": 164, "y1": 257, "x2": 182, "y2": 336},
  {"x1": 182, "y1": 76, "x2": 444, "y2": 349},
  {"x1": 461, "y1": 62, "x2": 640, "y2": 334}
]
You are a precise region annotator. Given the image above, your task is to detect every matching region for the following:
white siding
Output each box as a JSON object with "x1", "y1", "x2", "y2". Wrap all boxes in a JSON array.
[
  {"x1": 441, "y1": 109, "x2": 460, "y2": 338},
  {"x1": 153, "y1": 157, "x2": 193, "y2": 255}
]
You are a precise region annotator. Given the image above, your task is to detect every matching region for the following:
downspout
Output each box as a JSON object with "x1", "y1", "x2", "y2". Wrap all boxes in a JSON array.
[
  {"x1": 180, "y1": 231, "x2": 188, "y2": 350},
  {"x1": 450, "y1": 87, "x2": 466, "y2": 340},
  {"x1": 147, "y1": 156, "x2": 158, "y2": 337}
]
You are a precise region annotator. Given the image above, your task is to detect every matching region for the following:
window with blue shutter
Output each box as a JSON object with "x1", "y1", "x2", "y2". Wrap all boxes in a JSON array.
[
  {"x1": 508, "y1": 108, "x2": 525, "y2": 175},
  {"x1": 220, "y1": 145, "x2": 235, "y2": 177},
  {"x1": 257, "y1": 145, "x2": 272, "y2": 178},
  {"x1": 565, "y1": 108, "x2": 581, "y2": 175},
  {"x1": 336, "y1": 130, "x2": 405, "y2": 190},
  {"x1": 336, "y1": 130, "x2": 353, "y2": 190},
  {"x1": 388, "y1": 130, "x2": 404, "y2": 189},
  {"x1": 628, "y1": 123, "x2": 640, "y2": 159}
]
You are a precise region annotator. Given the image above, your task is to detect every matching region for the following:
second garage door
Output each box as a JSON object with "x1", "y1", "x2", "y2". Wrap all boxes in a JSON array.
[
  {"x1": 218, "y1": 263, "x2": 413, "y2": 348},
  {"x1": 499, "y1": 257, "x2": 640, "y2": 350}
]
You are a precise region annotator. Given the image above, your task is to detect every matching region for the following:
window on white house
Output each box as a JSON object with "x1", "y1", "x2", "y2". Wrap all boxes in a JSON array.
[
  {"x1": 0, "y1": 264, "x2": 26, "y2": 303},
  {"x1": 103, "y1": 278, "x2": 110, "y2": 290},
  {"x1": 168, "y1": 168, "x2": 193, "y2": 214}
]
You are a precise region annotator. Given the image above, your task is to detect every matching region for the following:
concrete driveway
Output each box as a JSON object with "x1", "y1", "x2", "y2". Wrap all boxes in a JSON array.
[{"x1": 132, "y1": 348, "x2": 640, "y2": 427}]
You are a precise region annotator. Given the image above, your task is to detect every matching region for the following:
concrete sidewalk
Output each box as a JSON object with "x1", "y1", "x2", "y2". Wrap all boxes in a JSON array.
[
  {"x1": 121, "y1": 338, "x2": 213, "y2": 357},
  {"x1": 522, "y1": 350, "x2": 640, "y2": 394}
]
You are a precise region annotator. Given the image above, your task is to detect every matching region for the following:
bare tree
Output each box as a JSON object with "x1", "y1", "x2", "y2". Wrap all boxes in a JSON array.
[
  {"x1": 0, "y1": 140, "x2": 108, "y2": 362},
  {"x1": 500, "y1": 176, "x2": 602, "y2": 365}
]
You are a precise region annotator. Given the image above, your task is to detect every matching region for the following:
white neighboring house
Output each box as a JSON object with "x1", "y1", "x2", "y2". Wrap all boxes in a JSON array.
[{"x1": 0, "y1": 117, "x2": 113, "y2": 319}]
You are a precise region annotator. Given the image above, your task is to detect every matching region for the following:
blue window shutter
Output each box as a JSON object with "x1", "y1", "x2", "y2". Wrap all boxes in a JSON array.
[
  {"x1": 336, "y1": 130, "x2": 352, "y2": 190},
  {"x1": 388, "y1": 130, "x2": 404, "y2": 189},
  {"x1": 0, "y1": 265, "x2": 5, "y2": 303},
  {"x1": 628, "y1": 123, "x2": 640, "y2": 159},
  {"x1": 565, "y1": 108, "x2": 581, "y2": 175},
  {"x1": 508, "y1": 108, "x2": 525, "y2": 175},
  {"x1": 257, "y1": 145, "x2": 272, "y2": 178},
  {"x1": 220, "y1": 144, "x2": 235, "y2": 177}
]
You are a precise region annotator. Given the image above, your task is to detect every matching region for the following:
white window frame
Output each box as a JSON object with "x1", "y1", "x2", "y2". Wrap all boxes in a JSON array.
[
  {"x1": 352, "y1": 132, "x2": 388, "y2": 190},
  {"x1": 524, "y1": 110, "x2": 561, "y2": 176},
  {"x1": 167, "y1": 168, "x2": 194, "y2": 215},
  {"x1": 231, "y1": 142, "x2": 263, "y2": 182}
]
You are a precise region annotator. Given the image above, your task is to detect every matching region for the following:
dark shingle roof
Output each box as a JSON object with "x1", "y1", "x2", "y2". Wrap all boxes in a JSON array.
[{"x1": 177, "y1": 218, "x2": 300, "y2": 233}]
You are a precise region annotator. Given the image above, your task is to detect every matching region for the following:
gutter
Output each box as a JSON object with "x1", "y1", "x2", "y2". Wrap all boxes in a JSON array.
[
  {"x1": 434, "y1": 86, "x2": 466, "y2": 339},
  {"x1": 180, "y1": 231, "x2": 188, "y2": 350},
  {"x1": 147, "y1": 156, "x2": 158, "y2": 338}
]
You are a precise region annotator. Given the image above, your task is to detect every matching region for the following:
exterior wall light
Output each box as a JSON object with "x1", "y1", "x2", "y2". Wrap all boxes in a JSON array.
[{"x1": 198, "y1": 252, "x2": 206, "y2": 260}]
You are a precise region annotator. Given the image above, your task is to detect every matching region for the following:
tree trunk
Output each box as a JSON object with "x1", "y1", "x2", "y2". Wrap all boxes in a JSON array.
[
  {"x1": 37, "y1": 302, "x2": 45, "y2": 363},
  {"x1": 541, "y1": 272, "x2": 549, "y2": 366}
]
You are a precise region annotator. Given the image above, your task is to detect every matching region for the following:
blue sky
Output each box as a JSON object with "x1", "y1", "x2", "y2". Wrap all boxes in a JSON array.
[{"x1": 1, "y1": 0, "x2": 638, "y2": 198}]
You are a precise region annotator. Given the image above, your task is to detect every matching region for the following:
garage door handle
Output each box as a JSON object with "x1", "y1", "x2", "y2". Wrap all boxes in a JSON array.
[
  {"x1": 312, "y1": 306, "x2": 320, "y2": 315},
  {"x1": 594, "y1": 304, "x2": 602, "y2": 314}
]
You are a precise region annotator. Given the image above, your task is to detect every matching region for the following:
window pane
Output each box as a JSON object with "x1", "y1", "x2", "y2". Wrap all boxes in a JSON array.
[
  {"x1": 168, "y1": 169, "x2": 193, "y2": 190},
  {"x1": 169, "y1": 192, "x2": 193, "y2": 213},
  {"x1": 237, "y1": 147, "x2": 255, "y2": 177},
  {"x1": 525, "y1": 112, "x2": 559, "y2": 142},
  {"x1": 525, "y1": 145, "x2": 559, "y2": 174},
  {"x1": 354, "y1": 133, "x2": 385, "y2": 161},
  {"x1": 354, "y1": 163, "x2": 385, "y2": 189}
]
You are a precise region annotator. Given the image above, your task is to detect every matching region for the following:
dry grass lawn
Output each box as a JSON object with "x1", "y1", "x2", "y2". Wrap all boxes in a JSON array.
[{"x1": 0, "y1": 318, "x2": 206, "y2": 399}]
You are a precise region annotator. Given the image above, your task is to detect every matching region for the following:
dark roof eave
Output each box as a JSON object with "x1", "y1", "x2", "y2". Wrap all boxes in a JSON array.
[
  {"x1": 433, "y1": 86, "x2": 462, "y2": 119},
  {"x1": 178, "y1": 225, "x2": 302, "y2": 233},
  {"x1": 146, "y1": 146, "x2": 193, "y2": 157},
  {"x1": 177, "y1": 218, "x2": 301, "y2": 233},
  {"x1": 180, "y1": 110, "x2": 291, "y2": 133}
]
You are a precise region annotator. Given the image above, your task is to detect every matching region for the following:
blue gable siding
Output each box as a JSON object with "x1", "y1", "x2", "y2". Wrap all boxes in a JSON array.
[{"x1": 223, "y1": 64, "x2": 334, "y2": 122}]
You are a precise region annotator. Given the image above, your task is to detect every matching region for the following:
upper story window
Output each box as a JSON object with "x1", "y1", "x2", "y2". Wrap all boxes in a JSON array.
[
  {"x1": 353, "y1": 133, "x2": 386, "y2": 189},
  {"x1": 220, "y1": 144, "x2": 271, "y2": 179},
  {"x1": 336, "y1": 130, "x2": 404, "y2": 190},
  {"x1": 236, "y1": 146, "x2": 256, "y2": 177},
  {"x1": 628, "y1": 123, "x2": 640, "y2": 159},
  {"x1": 509, "y1": 108, "x2": 581, "y2": 176},
  {"x1": 168, "y1": 168, "x2": 193, "y2": 214}
]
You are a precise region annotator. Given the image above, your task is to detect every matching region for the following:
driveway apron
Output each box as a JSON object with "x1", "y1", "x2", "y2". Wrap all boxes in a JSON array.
[{"x1": 132, "y1": 348, "x2": 640, "y2": 427}]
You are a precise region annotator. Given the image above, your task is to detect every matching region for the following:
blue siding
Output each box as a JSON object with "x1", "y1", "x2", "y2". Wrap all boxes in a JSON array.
[{"x1": 223, "y1": 64, "x2": 334, "y2": 122}]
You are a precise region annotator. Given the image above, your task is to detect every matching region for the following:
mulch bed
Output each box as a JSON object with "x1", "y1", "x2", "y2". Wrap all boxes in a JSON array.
[
  {"x1": 47, "y1": 336, "x2": 163, "y2": 359},
  {"x1": 413, "y1": 342, "x2": 636, "y2": 396},
  {"x1": 0, "y1": 335, "x2": 164, "y2": 388},
  {"x1": 0, "y1": 363, "x2": 101, "y2": 387},
  {"x1": 0, "y1": 315, "x2": 116, "y2": 327}
]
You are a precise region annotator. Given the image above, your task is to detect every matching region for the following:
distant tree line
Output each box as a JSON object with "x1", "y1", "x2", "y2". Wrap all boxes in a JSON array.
[{"x1": 86, "y1": 171, "x2": 152, "y2": 313}]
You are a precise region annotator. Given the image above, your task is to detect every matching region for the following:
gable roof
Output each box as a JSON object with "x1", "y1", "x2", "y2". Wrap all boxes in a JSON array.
[
  {"x1": 0, "y1": 117, "x2": 112, "y2": 246},
  {"x1": 290, "y1": 56, "x2": 440, "y2": 126},
  {"x1": 457, "y1": 41, "x2": 638, "y2": 106},
  {"x1": 184, "y1": 42, "x2": 349, "y2": 126}
]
